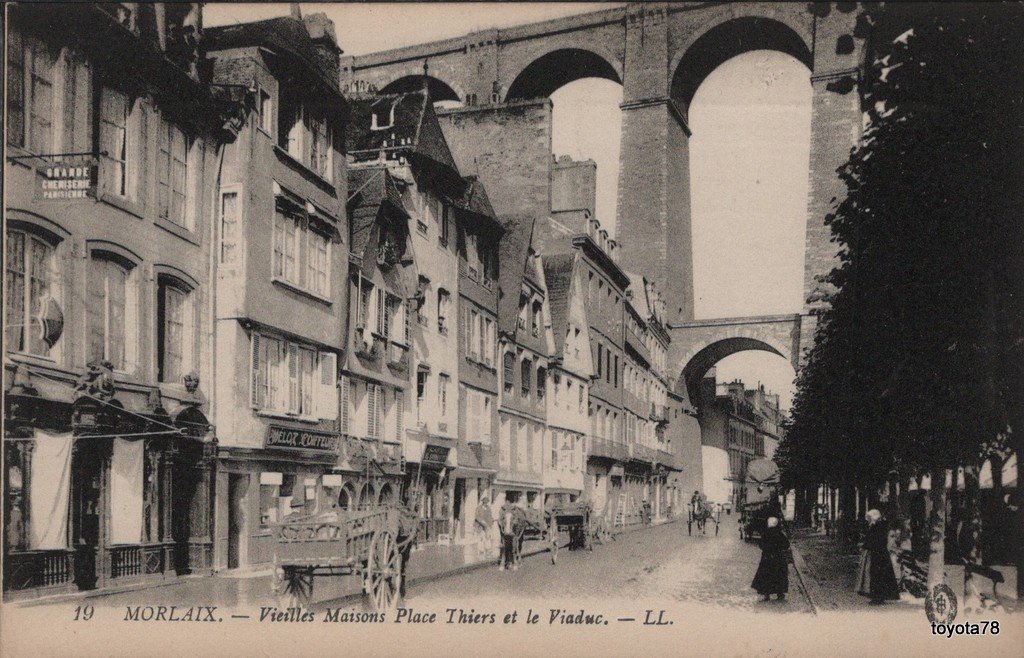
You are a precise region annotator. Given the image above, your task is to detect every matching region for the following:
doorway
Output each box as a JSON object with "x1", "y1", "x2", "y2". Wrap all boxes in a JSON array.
[
  {"x1": 71, "y1": 442, "x2": 104, "y2": 590},
  {"x1": 227, "y1": 473, "x2": 248, "y2": 569}
]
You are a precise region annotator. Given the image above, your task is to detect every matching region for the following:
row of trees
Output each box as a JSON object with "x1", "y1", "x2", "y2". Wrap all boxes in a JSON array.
[{"x1": 778, "y1": 2, "x2": 1023, "y2": 597}]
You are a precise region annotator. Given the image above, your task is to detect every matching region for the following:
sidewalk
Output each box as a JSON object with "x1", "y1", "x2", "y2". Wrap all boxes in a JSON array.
[
  {"x1": 13, "y1": 518, "x2": 678, "y2": 608},
  {"x1": 790, "y1": 528, "x2": 1018, "y2": 613}
]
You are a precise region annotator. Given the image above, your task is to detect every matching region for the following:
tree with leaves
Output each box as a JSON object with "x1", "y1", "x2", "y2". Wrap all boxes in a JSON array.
[{"x1": 782, "y1": 2, "x2": 1023, "y2": 593}]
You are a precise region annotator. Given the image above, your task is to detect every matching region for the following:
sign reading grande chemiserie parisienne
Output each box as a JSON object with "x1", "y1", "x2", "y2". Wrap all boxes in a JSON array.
[
  {"x1": 265, "y1": 426, "x2": 340, "y2": 454},
  {"x1": 38, "y1": 162, "x2": 96, "y2": 200}
]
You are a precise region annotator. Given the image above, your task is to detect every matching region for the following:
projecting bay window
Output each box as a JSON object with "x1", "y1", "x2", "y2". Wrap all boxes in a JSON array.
[
  {"x1": 278, "y1": 93, "x2": 334, "y2": 182},
  {"x1": 157, "y1": 277, "x2": 195, "y2": 385},
  {"x1": 272, "y1": 207, "x2": 332, "y2": 298},
  {"x1": 4, "y1": 229, "x2": 59, "y2": 357},
  {"x1": 249, "y1": 332, "x2": 339, "y2": 420}
]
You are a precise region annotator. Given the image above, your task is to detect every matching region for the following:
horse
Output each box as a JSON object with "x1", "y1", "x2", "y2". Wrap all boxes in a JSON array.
[
  {"x1": 498, "y1": 506, "x2": 528, "y2": 571},
  {"x1": 688, "y1": 500, "x2": 719, "y2": 536}
]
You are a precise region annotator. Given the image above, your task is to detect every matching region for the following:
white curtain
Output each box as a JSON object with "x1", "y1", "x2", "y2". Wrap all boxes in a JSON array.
[
  {"x1": 29, "y1": 430, "x2": 74, "y2": 550},
  {"x1": 110, "y1": 438, "x2": 144, "y2": 545}
]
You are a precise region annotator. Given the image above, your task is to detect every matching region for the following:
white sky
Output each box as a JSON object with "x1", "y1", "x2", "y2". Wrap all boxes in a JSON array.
[{"x1": 205, "y1": 3, "x2": 810, "y2": 408}]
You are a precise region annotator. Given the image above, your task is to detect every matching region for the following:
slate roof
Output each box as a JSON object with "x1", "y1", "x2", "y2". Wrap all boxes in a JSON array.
[
  {"x1": 347, "y1": 92, "x2": 463, "y2": 192},
  {"x1": 454, "y1": 175, "x2": 502, "y2": 234},
  {"x1": 542, "y1": 253, "x2": 577, "y2": 356},
  {"x1": 347, "y1": 167, "x2": 408, "y2": 258},
  {"x1": 496, "y1": 214, "x2": 537, "y2": 336},
  {"x1": 205, "y1": 16, "x2": 346, "y2": 107}
]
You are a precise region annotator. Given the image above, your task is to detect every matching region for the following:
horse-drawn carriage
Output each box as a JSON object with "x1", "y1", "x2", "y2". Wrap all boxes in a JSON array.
[
  {"x1": 272, "y1": 504, "x2": 413, "y2": 611},
  {"x1": 738, "y1": 458, "x2": 783, "y2": 542},
  {"x1": 500, "y1": 501, "x2": 610, "y2": 568},
  {"x1": 687, "y1": 499, "x2": 720, "y2": 536}
]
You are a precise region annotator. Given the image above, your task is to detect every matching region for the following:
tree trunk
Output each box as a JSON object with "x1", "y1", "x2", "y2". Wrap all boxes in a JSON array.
[
  {"x1": 927, "y1": 468, "x2": 947, "y2": 590},
  {"x1": 961, "y1": 463, "x2": 982, "y2": 609}
]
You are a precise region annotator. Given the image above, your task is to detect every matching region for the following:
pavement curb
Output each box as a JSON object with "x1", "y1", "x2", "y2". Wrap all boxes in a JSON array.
[{"x1": 788, "y1": 541, "x2": 819, "y2": 615}]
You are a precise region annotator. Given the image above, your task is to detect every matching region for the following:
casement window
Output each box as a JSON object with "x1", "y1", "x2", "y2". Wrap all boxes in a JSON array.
[
  {"x1": 503, "y1": 351, "x2": 514, "y2": 392},
  {"x1": 531, "y1": 301, "x2": 541, "y2": 337},
  {"x1": 499, "y1": 416, "x2": 510, "y2": 467},
  {"x1": 520, "y1": 357, "x2": 531, "y2": 398},
  {"x1": 393, "y1": 390, "x2": 405, "y2": 441},
  {"x1": 536, "y1": 366, "x2": 546, "y2": 402},
  {"x1": 258, "y1": 88, "x2": 273, "y2": 134},
  {"x1": 437, "y1": 289, "x2": 450, "y2": 334},
  {"x1": 551, "y1": 430, "x2": 559, "y2": 470},
  {"x1": 439, "y1": 203, "x2": 451, "y2": 247},
  {"x1": 249, "y1": 332, "x2": 338, "y2": 419},
  {"x1": 273, "y1": 208, "x2": 331, "y2": 297},
  {"x1": 278, "y1": 94, "x2": 333, "y2": 182},
  {"x1": 438, "y1": 374, "x2": 450, "y2": 418},
  {"x1": 484, "y1": 318, "x2": 495, "y2": 367},
  {"x1": 468, "y1": 309, "x2": 479, "y2": 360},
  {"x1": 7, "y1": 31, "x2": 55, "y2": 152},
  {"x1": 157, "y1": 115, "x2": 191, "y2": 226},
  {"x1": 87, "y1": 254, "x2": 134, "y2": 370},
  {"x1": 157, "y1": 277, "x2": 195, "y2": 384},
  {"x1": 466, "y1": 233, "x2": 479, "y2": 279},
  {"x1": 219, "y1": 188, "x2": 240, "y2": 264},
  {"x1": 100, "y1": 87, "x2": 141, "y2": 199},
  {"x1": 4, "y1": 229, "x2": 59, "y2": 357},
  {"x1": 356, "y1": 277, "x2": 374, "y2": 329},
  {"x1": 416, "y1": 370, "x2": 428, "y2": 424}
]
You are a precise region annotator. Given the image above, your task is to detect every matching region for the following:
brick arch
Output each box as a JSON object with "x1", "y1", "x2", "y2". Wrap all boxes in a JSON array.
[
  {"x1": 354, "y1": 60, "x2": 468, "y2": 104},
  {"x1": 504, "y1": 45, "x2": 623, "y2": 101},
  {"x1": 669, "y1": 11, "x2": 813, "y2": 115}
]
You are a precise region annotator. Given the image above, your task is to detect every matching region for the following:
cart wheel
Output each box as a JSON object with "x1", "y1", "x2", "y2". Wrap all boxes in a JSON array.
[
  {"x1": 276, "y1": 566, "x2": 313, "y2": 609},
  {"x1": 367, "y1": 531, "x2": 401, "y2": 612}
]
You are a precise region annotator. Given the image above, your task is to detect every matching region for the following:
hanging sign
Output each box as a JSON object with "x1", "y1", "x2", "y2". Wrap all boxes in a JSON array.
[{"x1": 38, "y1": 161, "x2": 96, "y2": 200}]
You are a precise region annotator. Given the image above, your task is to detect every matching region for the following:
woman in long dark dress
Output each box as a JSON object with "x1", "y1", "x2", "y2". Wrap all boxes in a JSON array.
[
  {"x1": 855, "y1": 509, "x2": 901, "y2": 604},
  {"x1": 751, "y1": 517, "x2": 790, "y2": 601}
]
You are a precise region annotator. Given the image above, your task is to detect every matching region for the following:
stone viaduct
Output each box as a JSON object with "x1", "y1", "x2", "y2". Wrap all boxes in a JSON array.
[{"x1": 341, "y1": 2, "x2": 864, "y2": 402}]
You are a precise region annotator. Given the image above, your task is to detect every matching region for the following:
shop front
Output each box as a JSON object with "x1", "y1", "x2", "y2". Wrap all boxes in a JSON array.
[
  {"x1": 402, "y1": 431, "x2": 456, "y2": 545},
  {"x1": 214, "y1": 425, "x2": 340, "y2": 570},
  {"x1": 450, "y1": 440, "x2": 497, "y2": 548},
  {"x1": 4, "y1": 364, "x2": 215, "y2": 599}
]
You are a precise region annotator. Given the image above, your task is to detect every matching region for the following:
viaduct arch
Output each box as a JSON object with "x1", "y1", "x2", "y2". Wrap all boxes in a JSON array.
[{"x1": 342, "y1": 2, "x2": 864, "y2": 394}]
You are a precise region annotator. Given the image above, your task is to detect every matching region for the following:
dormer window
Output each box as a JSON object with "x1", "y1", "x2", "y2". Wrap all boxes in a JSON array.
[{"x1": 371, "y1": 101, "x2": 396, "y2": 131}]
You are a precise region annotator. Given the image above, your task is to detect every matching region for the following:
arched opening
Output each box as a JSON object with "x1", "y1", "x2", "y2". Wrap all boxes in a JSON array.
[
  {"x1": 380, "y1": 75, "x2": 463, "y2": 109},
  {"x1": 679, "y1": 337, "x2": 796, "y2": 510},
  {"x1": 358, "y1": 481, "x2": 375, "y2": 508},
  {"x1": 378, "y1": 483, "x2": 395, "y2": 506},
  {"x1": 505, "y1": 48, "x2": 623, "y2": 234},
  {"x1": 671, "y1": 17, "x2": 812, "y2": 117},
  {"x1": 338, "y1": 483, "x2": 357, "y2": 510}
]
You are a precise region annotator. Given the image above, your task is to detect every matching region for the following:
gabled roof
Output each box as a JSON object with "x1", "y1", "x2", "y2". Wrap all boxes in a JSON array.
[
  {"x1": 347, "y1": 92, "x2": 463, "y2": 192},
  {"x1": 497, "y1": 214, "x2": 537, "y2": 336},
  {"x1": 205, "y1": 16, "x2": 346, "y2": 108},
  {"x1": 347, "y1": 167, "x2": 408, "y2": 258},
  {"x1": 542, "y1": 253, "x2": 577, "y2": 356},
  {"x1": 454, "y1": 175, "x2": 502, "y2": 234}
]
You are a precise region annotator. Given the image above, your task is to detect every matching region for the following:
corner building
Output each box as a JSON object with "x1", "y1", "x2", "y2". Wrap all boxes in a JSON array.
[{"x1": 4, "y1": 4, "x2": 236, "y2": 597}]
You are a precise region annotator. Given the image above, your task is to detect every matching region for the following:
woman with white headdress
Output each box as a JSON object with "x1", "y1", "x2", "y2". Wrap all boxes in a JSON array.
[
  {"x1": 855, "y1": 509, "x2": 901, "y2": 604},
  {"x1": 751, "y1": 516, "x2": 791, "y2": 601}
]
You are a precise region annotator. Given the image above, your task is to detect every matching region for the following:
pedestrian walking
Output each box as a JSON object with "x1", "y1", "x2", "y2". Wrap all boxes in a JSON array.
[
  {"x1": 475, "y1": 496, "x2": 494, "y2": 560},
  {"x1": 855, "y1": 509, "x2": 901, "y2": 605},
  {"x1": 751, "y1": 517, "x2": 790, "y2": 601}
]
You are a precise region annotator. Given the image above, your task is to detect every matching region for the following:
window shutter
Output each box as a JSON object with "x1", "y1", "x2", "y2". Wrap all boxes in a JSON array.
[
  {"x1": 287, "y1": 343, "x2": 299, "y2": 412},
  {"x1": 394, "y1": 391, "x2": 404, "y2": 441},
  {"x1": 318, "y1": 352, "x2": 338, "y2": 420},
  {"x1": 250, "y1": 333, "x2": 261, "y2": 408},
  {"x1": 458, "y1": 386, "x2": 467, "y2": 440},
  {"x1": 367, "y1": 384, "x2": 378, "y2": 439},
  {"x1": 376, "y1": 288, "x2": 385, "y2": 335},
  {"x1": 340, "y1": 375, "x2": 350, "y2": 434}
]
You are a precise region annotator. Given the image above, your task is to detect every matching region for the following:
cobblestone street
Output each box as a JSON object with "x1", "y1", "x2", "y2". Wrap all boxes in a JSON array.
[{"x1": 398, "y1": 520, "x2": 813, "y2": 613}]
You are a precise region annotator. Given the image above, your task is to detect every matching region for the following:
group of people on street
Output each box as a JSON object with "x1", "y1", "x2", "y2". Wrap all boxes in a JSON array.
[
  {"x1": 748, "y1": 500, "x2": 902, "y2": 605},
  {"x1": 472, "y1": 495, "x2": 527, "y2": 571}
]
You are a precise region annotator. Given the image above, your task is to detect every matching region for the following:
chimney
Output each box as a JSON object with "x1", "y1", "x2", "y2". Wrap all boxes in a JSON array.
[{"x1": 302, "y1": 13, "x2": 342, "y2": 86}]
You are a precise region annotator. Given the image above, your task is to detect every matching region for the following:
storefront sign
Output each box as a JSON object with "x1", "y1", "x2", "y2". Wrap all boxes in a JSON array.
[
  {"x1": 38, "y1": 162, "x2": 96, "y2": 200},
  {"x1": 421, "y1": 444, "x2": 450, "y2": 465},
  {"x1": 265, "y1": 426, "x2": 340, "y2": 454}
]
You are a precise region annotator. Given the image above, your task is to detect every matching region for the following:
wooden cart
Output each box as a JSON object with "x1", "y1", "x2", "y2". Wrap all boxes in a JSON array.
[
  {"x1": 546, "y1": 502, "x2": 597, "y2": 564},
  {"x1": 272, "y1": 506, "x2": 410, "y2": 611}
]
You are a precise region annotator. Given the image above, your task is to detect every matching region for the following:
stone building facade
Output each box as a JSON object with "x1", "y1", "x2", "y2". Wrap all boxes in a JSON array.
[{"x1": 4, "y1": 3, "x2": 238, "y2": 596}]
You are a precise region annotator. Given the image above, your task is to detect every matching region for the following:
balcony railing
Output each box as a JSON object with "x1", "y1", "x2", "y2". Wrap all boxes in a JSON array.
[{"x1": 3, "y1": 549, "x2": 75, "y2": 592}]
